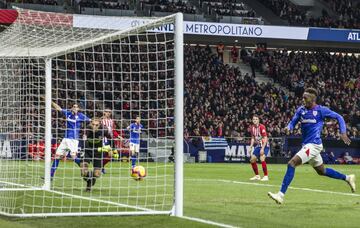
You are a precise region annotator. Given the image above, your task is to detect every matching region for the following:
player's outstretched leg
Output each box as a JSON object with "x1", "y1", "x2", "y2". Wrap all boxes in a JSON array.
[
  {"x1": 50, "y1": 158, "x2": 60, "y2": 179},
  {"x1": 92, "y1": 169, "x2": 101, "y2": 186},
  {"x1": 85, "y1": 171, "x2": 93, "y2": 192},
  {"x1": 249, "y1": 155, "x2": 260, "y2": 180},
  {"x1": 313, "y1": 165, "x2": 356, "y2": 192},
  {"x1": 85, "y1": 170, "x2": 101, "y2": 192},
  {"x1": 73, "y1": 156, "x2": 81, "y2": 167},
  {"x1": 268, "y1": 155, "x2": 302, "y2": 204},
  {"x1": 50, "y1": 147, "x2": 66, "y2": 179},
  {"x1": 80, "y1": 162, "x2": 92, "y2": 191},
  {"x1": 102, "y1": 155, "x2": 111, "y2": 174},
  {"x1": 131, "y1": 153, "x2": 137, "y2": 169}
]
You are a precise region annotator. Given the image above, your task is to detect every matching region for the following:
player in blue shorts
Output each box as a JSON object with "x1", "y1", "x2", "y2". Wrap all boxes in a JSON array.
[
  {"x1": 127, "y1": 116, "x2": 143, "y2": 170},
  {"x1": 268, "y1": 88, "x2": 355, "y2": 204}
]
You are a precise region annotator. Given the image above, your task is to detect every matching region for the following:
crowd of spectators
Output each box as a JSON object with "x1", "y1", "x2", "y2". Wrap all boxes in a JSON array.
[
  {"x1": 185, "y1": 45, "x2": 360, "y2": 139},
  {"x1": 185, "y1": 44, "x2": 294, "y2": 138},
  {"x1": 21, "y1": 39, "x2": 359, "y2": 141},
  {"x1": 203, "y1": 0, "x2": 256, "y2": 17},
  {"x1": 23, "y1": 35, "x2": 175, "y2": 140},
  {"x1": 244, "y1": 48, "x2": 360, "y2": 139},
  {"x1": 258, "y1": 0, "x2": 306, "y2": 25},
  {"x1": 78, "y1": 0, "x2": 131, "y2": 10},
  {"x1": 318, "y1": 0, "x2": 360, "y2": 29},
  {"x1": 5, "y1": 0, "x2": 58, "y2": 5},
  {"x1": 259, "y1": 0, "x2": 360, "y2": 29},
  {"x1": 4, "y1": 0, "x2": 360, "y2": 29},
  {"x1": 152, "y1": 0, "x2": 196, "y2": 14}
]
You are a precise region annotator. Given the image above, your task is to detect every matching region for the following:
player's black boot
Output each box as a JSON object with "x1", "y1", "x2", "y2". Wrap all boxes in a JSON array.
[
  {"x1": 84, "y1": 171, "x2": 93, "y2": 192},
  {"x1": 91, "y1": 177, "x2": 97, "y2": 186},
  {"x1": 86, "y1": 179, "x2": 92, "y2": 192}
]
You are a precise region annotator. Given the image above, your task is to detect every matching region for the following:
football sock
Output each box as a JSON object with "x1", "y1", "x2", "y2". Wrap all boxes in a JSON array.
[
  {"x1": 261, "y1": 161, "x2": 268, "y2": 176},
  {"x1": 50, "y1": 159, "x2": 60, "y2": 178},
  {"x1": 74, "y1": 157, "x2": 81, "y2": 166},
  {"x1": 324, "y1": 168, "x2": 346, "y2": 180},
  {"x1": 251, "y1": 162, "x2": 259, "y2": 175},
  {"x1": 131, "y1": 155, "x2": 137, "y2": 168},
  {"x1": 280, "y1": 164, "x2": 295, "y2": 194}
]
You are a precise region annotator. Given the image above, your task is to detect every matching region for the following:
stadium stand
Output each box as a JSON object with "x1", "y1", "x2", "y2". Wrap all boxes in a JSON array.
[
  {"x1": 184, "y1": 45, "x2": 360, "y2": 139},
  {"x1": 2, "y1": 0, "x2": 359, "y2": 28},
  {"x1": 248, "y1": 49, "x2": 359, "y2": 137},
  {"x1": 79, "y1": 0, "x2": 131, "y2": 10},
  {"x1": 22, "y1": 41, "x2": 355, "y2": 140},
  {"x1": 258, "y1": 0, "x2": 360, "y2": 28},
  {"x1": 4, "y1": 0, "x2": 58, "y2": 5},
  {"x1": 202, "y1": 0, "x2": 256, "y2": 17},
  {"x1": 150, "y1": 0, "x2": 196, "y2": 14},
  {"x1": 319, "y1": 0, "x2": 360, "y2": 29},
  {"x1": 258, "y1": 0, "x2": 306, "y2": 25}
]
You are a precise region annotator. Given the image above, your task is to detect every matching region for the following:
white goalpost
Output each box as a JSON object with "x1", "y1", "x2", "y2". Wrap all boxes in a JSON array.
[{"x1": 0, "y1": 9, "x2": 183, "y2": 217}]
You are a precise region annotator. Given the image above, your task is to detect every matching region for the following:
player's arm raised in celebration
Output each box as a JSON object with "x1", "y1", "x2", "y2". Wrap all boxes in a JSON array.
[
  {"x1": 51, "y1": 101, "x2": 62, "y2": 112},
  {"x1": 321, "y1": 107, "x2": 351, "y2": 145},
  {"x1": 40, "y1": 96, "x2": 62, "y2": 112}
]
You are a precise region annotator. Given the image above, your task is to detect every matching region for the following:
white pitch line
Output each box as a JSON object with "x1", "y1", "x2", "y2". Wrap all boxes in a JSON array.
[
  {"x1": 182, "y1": 216, "x2": 239, "y2": 228},
  {"x1": 0, "y1": 180, "x2": 43, "y2": 191},
  {"x1": 47, "y1": 189, "x2": 156, "y2": 212},
  {"x1": 186, "y1": 178, "x2": 360, "y2": 197}
]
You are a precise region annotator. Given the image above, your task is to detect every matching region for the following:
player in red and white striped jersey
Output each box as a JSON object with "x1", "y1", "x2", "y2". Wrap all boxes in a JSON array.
[
  {"x1": 249, "y1": 115, "x2": 270, "y2": 181},
  {"x1": 101, "y1": 109, "x2": 125, "y2": 173}
]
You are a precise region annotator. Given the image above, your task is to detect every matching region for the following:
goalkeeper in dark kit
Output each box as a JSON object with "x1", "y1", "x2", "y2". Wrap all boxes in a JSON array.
[{"x1": 80, "y1": 118, "x2": 118, "y2": 192}]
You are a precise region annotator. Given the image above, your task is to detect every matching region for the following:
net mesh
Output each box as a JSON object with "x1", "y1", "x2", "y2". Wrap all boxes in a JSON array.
[{"x1": 0, "y1": 9, "x2": 177, "y2": 216}]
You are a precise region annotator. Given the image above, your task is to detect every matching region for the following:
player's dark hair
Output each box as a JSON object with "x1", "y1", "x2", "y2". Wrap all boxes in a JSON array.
[{"x1": 305, "y1": 87, "x2": 318, "y2": 97}]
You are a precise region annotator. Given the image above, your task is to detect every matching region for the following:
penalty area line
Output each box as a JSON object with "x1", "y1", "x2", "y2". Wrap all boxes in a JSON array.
[
  {"x1": 182, "y1": 216, "x2": 240, "y2": 228},
  {"x1": 186, "y1": 178, "x2": 360, "y2": 197}
]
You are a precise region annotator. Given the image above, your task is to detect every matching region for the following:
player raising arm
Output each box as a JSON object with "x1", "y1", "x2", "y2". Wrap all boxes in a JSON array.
[
  {"x1": 268, "y1": 88, "x2": 355, "y2": 204},
  {"x1": 249, "y1": 115, "x2": 269, "y2": 181},
  {"x1": 50, "y1": 101, "x2": 90, "y2": 179}
]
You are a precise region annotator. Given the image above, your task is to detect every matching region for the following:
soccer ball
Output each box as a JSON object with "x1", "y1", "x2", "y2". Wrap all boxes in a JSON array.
[{"x1": 131, "y1": 165, "x2": 146, "y2": 181}]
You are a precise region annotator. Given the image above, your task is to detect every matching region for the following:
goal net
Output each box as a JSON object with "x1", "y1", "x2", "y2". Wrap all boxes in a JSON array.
[{"x1": 0, "y1": 9, "x2": 183, "y2": 217}]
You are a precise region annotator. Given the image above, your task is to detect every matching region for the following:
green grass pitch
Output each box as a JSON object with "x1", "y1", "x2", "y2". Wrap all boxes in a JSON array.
[{"x1": 1, "y1": 163, "x2": 360, "y2": 227}]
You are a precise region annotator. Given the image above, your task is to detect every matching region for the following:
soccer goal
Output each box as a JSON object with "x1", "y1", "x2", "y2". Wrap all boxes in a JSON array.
[{"x1": 0, "y1": 9, "x2": 183, "y2": 217}]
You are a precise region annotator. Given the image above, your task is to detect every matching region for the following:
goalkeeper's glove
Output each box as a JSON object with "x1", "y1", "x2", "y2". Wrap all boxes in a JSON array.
[
  {"x1": 97, "y1": 145, "x2": 112, "y2": 153},
  {"x1": 112, "y1": 150, "x2": 119, "y2": 159}
]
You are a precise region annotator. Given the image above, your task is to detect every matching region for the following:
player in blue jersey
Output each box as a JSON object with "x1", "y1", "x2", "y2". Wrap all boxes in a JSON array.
[
  {"x1": 50, "y1": 101, "x2": 91, "y2": 179},
  {"x1": 127, "y1": 116, "x2": 143, "y2": 169},
  {"x1": 268, "y1": 88, "x2": 355, "y2": 204}
]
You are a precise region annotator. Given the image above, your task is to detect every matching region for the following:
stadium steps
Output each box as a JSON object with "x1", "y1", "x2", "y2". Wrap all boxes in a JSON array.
[
  {"x1": 307, "y1": 0, "x2": 337, "y2": 18},
  {"x1": 241, "y1": 0, "x2": 288, "y2": 25},
  {"x1": 232, "y1": 62, "x2": 291, "y2": 94}
]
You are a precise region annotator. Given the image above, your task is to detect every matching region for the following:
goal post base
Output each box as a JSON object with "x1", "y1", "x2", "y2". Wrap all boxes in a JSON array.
[{"x1": 0, "y1": 210, "x2": 172, "y2": 218}]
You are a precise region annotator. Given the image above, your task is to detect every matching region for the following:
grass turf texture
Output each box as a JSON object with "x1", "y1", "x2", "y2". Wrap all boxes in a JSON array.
[{"x1": 1, "y1": 163, "x2": 360, "y2": 227}]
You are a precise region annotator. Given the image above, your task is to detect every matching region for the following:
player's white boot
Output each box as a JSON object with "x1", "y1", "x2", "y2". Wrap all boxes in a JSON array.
[
  {"x1": 261, "y1": 176, "x2": 269, "y2": 181},
  {"x1": 346, "y1": 174, "x2": 356, "y2": 192},
  {"x1": 249, "y1": 175, "x2": 261, "y2": 181},
  {"x1": 268, "y1": 192, "x2": 284, "y2": 204}
]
